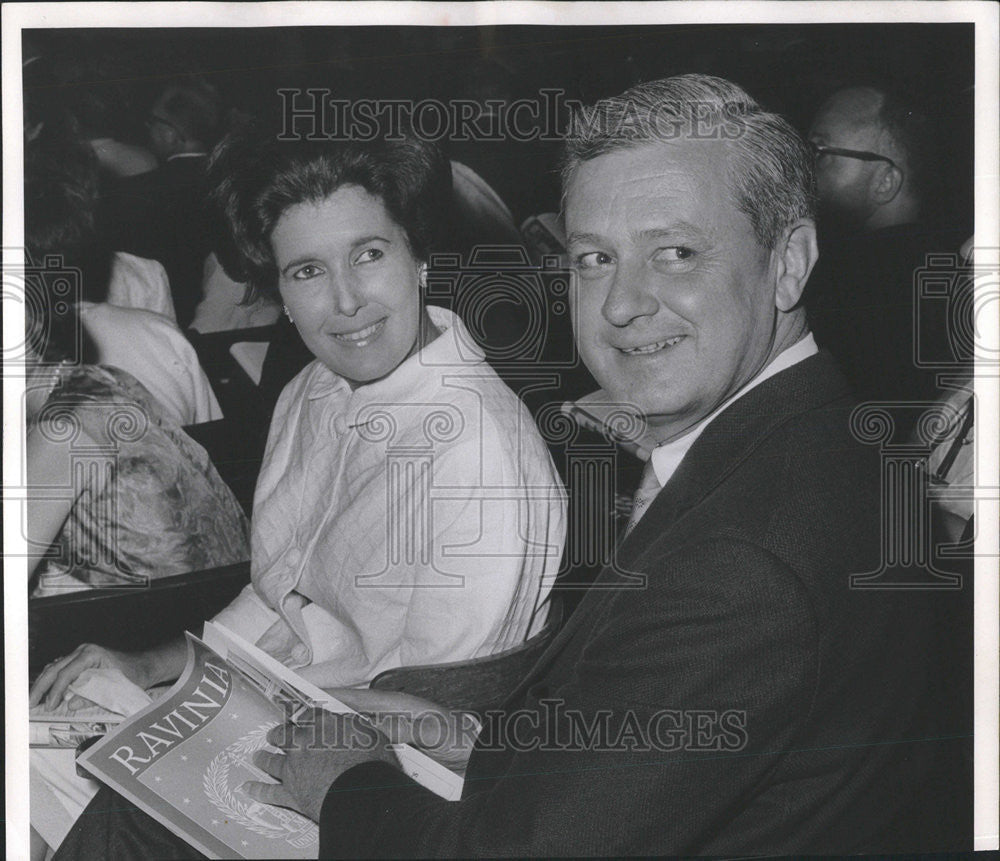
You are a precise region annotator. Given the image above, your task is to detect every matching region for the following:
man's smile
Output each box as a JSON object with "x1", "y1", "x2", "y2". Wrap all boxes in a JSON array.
[{"x1": 618, "y1": 335, "x2": 686, "y2": 355}]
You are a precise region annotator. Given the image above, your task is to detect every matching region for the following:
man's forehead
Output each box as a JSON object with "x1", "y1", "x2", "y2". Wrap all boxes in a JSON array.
[
  {"x1": 565, "y1": 138, "x2": 734, "y2": 224},
  {"x1": 813, "y1": 87, "x2": 885, "y2": 137}
]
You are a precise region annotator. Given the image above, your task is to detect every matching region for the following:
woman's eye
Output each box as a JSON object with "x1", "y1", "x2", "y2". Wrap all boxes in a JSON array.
[
  {"x1": 653, "y1": 246, "x2": 695, "y2": 263},
  {"x1": 292, "y1": 264, "x2": 322, "y2": 280},
  {"x1": 354, "y1": 248, "x2": 384, "y2": 265},
  {"x1": 575, "y1": 251, "x2": 614, "y2": 270}
]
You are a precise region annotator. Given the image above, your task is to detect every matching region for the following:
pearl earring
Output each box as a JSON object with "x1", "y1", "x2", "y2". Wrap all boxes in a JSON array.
[{"x1": 283, "y1": 305, "x2": 293, "y2": 323}]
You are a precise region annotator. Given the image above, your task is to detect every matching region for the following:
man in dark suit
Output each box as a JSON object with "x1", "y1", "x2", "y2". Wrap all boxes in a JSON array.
[
  {"x1": 99, "y1": 81, "x2": 224, "y2": 327},
  {"x1": 54, "y1": 74, "x2": 970, "y2": 858},
  {"x1": 240, "y1": 74, "x2": 970, "y2": 854}
]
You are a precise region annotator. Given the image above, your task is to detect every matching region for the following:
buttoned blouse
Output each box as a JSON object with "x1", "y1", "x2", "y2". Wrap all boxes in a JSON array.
[{"x1": 212, "y1": 306, "x2": 567, "y2": 687}]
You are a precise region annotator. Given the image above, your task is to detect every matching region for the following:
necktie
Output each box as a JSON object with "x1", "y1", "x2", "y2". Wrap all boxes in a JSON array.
[{"x1": 624, "y1": 459, "x2": 661, "y2": 536}]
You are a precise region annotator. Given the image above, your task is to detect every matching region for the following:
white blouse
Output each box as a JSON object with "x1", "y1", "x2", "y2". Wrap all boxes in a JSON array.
[{"x1": 212, "y1": 306, "x2": 567, "y2": 688}]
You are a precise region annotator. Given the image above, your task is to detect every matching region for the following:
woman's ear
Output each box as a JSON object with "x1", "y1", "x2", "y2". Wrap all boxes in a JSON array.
[
  {"x1": 774, "y1": 219, "x2": 819, "y2": 312},
  {"x1": 418, "y1": 262, "x2": 428, "y2": 288}
]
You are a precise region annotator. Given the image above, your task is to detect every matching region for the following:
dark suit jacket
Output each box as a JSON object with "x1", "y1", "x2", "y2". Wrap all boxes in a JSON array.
[
  {"x1": 99, "y1": 155, "x2": 210, "y2": 328},
  {"x1": 320, "y1": 350, "x2": 971, "y2": 856}
]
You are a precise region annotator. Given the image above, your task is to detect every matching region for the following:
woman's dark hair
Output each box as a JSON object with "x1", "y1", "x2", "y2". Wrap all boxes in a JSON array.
[
  {"x1": 24, "y1": 133, "x2": 109, "y2": 362},
  {"x1": 206, "y1": 121, "x2": 453, "y2": 302}
]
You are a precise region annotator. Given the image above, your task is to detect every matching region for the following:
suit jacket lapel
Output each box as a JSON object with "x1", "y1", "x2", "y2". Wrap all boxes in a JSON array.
[
  {"x1": 506, "y1": 351, "x2": 852, "y2": 702},
  {"x1": 620, "y1": 350, "x2": 851, "y2": 561}
]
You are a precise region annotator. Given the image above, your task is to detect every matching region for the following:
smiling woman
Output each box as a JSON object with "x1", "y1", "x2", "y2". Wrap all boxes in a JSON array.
[
  {"x1": 29, "y1": 124, "x2": 567, "y2": 856},
  {"x1": 270, "y1": 186, "x2": 436, "y2": 387}
]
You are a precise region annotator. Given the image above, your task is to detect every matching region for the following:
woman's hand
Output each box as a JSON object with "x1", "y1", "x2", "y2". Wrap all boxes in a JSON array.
[
  {"x1": 29, "y1": 643, "x2": 147, "y2": 711},
  {"x1": 324, "y1": 687, "x2": 480, "y2": 773}
]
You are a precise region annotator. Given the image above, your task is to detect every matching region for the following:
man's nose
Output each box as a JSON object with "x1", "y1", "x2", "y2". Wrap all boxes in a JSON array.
[{"x1": 601, "y1": 263, "x2": 658, "y2": 327}]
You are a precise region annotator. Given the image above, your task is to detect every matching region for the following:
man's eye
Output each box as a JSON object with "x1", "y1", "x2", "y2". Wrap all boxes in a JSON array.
[
  {"x1": 653, "y1": 247, "x2": 695, "y2": 263},
  {"x1": 354, "y1": 248, "x2": 384, "y2": 265},
  {"x1": 292, "y1": 264, "x2": 322, "y2": 280},
  {"x1": 575, "y1": 251, "x2": 614, "y2": 270}
]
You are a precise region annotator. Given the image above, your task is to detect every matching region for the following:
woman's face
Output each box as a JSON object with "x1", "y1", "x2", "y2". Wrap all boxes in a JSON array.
[{"x1": 270, "y1": 185, "x2": 428, "y2": 388}]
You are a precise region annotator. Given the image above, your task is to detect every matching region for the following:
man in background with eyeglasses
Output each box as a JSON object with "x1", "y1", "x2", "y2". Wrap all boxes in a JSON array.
[
  {"x1": 808, "y1": 84, "x2": 923, "y2": 232},
  {"x1": 803, "y1": 80, "x2": 971, "y2": 441}
]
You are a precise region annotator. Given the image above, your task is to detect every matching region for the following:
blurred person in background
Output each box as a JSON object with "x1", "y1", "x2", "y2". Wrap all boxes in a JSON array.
[
  {"x1": 803, "y1": 79, "x2": 969, "y2": 437},
  {"x1": 100, "y1": 79, "x2": 226, "y2": 327}
]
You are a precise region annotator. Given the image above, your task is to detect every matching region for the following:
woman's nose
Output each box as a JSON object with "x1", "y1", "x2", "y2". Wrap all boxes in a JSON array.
[{"x1": 330, "y1": 276, "x2": 365, "y2": 317}]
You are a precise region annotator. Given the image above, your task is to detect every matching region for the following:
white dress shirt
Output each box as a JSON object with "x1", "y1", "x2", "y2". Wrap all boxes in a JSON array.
[
  {"x1": 649, "y1": 334, "x2": 819, "y2": 488},
  {"x1": 105, "y1": 251, "x2": 177, "y2": 322},
  {"x1": 79, "y1": 301, "x2": 222, "y2": 426},
  {"x1": 213, "y1": 306, "x2": 567, "y2": 688}
]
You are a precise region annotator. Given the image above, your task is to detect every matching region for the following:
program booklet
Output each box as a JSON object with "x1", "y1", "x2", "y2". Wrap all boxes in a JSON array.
[
  {"x1": 29, "y1": 703, "x2": 123, "y2": 749},
  {"x1": 77, "y1": 622, "x2": 464, "y2": 859}
]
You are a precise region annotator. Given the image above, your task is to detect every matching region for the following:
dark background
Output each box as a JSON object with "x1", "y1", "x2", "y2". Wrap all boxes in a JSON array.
[
  {"x1": 24, "y1": 23, "x2": 975, "y2": 232},
  {"x1": 13, "y1": 24, "x2": 979, "y2": 845}
]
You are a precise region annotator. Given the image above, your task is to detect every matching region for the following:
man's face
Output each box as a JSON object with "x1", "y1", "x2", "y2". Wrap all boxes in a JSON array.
[
  {"x1": 808, "y1": 87, "x2": 887, "y2": 226},
  {"x1": 145, "y1": 95, "x2": 179, "y2": 160},
  {"x1": 564, "y1": 138, "x2": 780, "y2": 440}
]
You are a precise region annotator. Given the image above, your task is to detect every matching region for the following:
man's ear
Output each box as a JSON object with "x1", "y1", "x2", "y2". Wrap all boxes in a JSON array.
[
  {"x1": 774, "y1": 219, "x2": 818, "y2": 312},
  {"x1": 418, "y1": 262, "x2": 428, "y2": 289},
  {"x1": 159, "y1": 124, "x2": 182, "y2": 154},
  {"x1": 870, "y1": 163, "x2": 904, "y2": 205}
]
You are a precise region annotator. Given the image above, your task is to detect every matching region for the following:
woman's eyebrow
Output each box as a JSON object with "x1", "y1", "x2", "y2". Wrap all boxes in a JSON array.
[
  {"x1": 280, "y1": 256, "x2": 320, "y2": 276},
  {"x1": 279, "y1": 236, "x2": 392, "y2": 274},
  {"x1": 350, "y1": 234, "x2": 391, "y2": 248}
]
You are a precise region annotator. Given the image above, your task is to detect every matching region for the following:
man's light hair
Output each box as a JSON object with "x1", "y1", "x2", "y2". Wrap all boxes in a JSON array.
[{"x1": 562, "y1": 74, "x2": 816, "y2": 249}]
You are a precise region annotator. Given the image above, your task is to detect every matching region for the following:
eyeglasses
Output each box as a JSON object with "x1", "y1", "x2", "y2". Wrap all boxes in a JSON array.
[{"x1": 808, "y1": 140, "x2": 899, "y2": 171}]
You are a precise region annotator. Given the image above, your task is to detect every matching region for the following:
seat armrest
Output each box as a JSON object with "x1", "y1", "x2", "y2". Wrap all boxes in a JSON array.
[{"x1": 29, "y1": 562, "x2": 251, "y2": 674}]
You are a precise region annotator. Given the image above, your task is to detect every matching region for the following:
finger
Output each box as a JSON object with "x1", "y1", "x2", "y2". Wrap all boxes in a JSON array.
[
  {"x1": 43, "y1": 652, "x2": 96, "y2": 710},
  {"x1": 29, "y1": 662, "x2": 62, "y2": 707},
  {"x1": 328, "y1": 687, "x2": 439, "y2": 717},
  {"x1": 325, "y1": 689, "x2": 441, "y2": 744},
  {"x1": 266, "y1": 722, "x2": 298, "y2": 749},
  {"x1": 66, "y1": 694, "x2": 97, "y2": 711},
  {"x1": 252, "y1": 749, "x2": 286, "y2": 779},
  {"x1": 29, "y1": 651, "x2": 80, "y2": 706},
  {"x1": 241, "y1": 780, "x2": 296, "y2": 810}
]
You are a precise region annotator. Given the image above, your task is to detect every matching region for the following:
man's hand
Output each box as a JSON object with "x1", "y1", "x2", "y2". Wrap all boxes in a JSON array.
[
  {"x1": 243, "y1": 710, "x2": 396, "y2": 822},
  {"x1": 328, "y1": 687, "x2": 480, "y2": 773}
]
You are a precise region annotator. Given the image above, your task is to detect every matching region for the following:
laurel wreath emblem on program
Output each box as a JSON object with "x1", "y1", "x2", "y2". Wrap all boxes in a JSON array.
[{"x1": 203, "y1": 723, "x2": 317, "y2": 847}]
